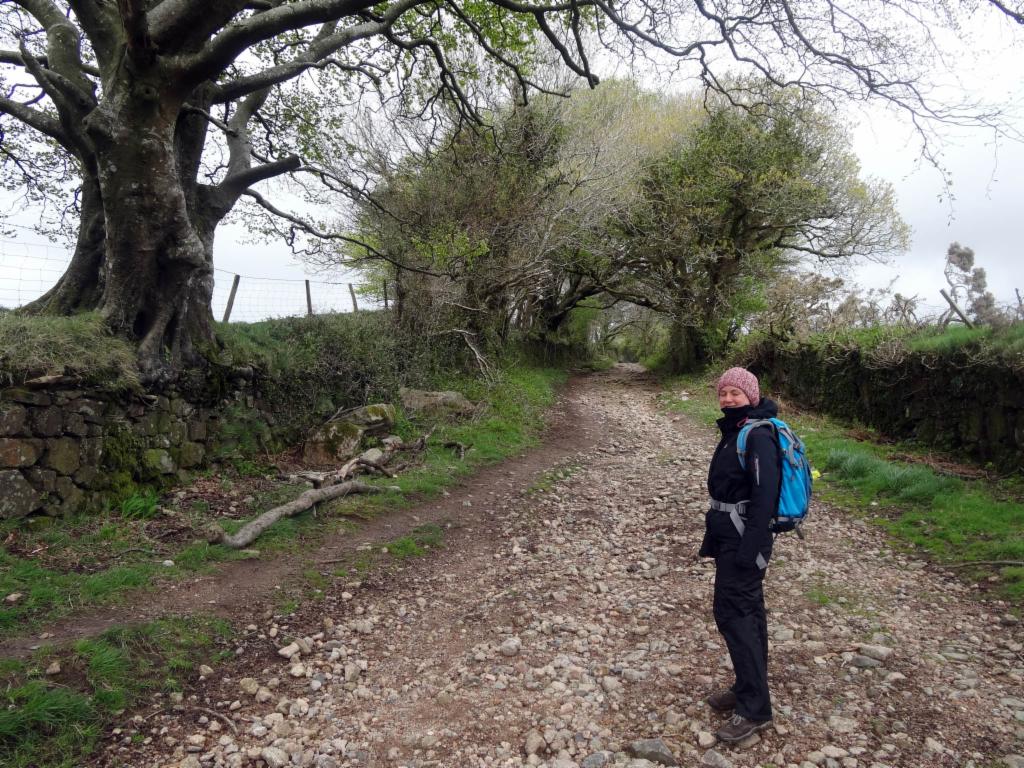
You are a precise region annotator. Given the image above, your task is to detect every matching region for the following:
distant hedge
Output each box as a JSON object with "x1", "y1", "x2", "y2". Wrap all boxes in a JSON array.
[{"x1": 739, "y1": 325, "x2": 1024, "y2": 471}]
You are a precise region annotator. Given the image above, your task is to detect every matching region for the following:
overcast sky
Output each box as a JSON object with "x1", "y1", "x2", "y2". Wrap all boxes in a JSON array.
[{"x1": 847, "y1": 30, "x2": 1024, "y2": 312}]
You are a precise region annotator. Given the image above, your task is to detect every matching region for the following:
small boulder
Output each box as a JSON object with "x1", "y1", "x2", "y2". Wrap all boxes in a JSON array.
[
  {"x1": 359, "y1": 448, "x2": 385, "y2": 465},
  {"x1": 260, "y1": 747, "x2": 290, "y2": 768},
  {"x1": 338, "y1": 404, "x2": 396, "y2": 436},
  {"x1": 858, "y1": 644, "x2": 895, "y2": 661},
  {"x1": 277, "y1": 642, "x2": 300, "y2": 659},
  {"x1": 627, "y1": 738, "x2": 678, "y2": 766},
  {"x1": 302, "y1": 421, "x2": 363, "y2": 465},
  {"x1": 500, "y1": 636, "x2": 522, "y2": 657},
  {"x1": 399, "y1": 387, "x2": 475, "y2": 418},
  {"x1": 700, "y1": 750, "x2": 733, "y2": 768},
  {"x1": 381, "y1": 435, "x2": 404, "y2": 451}
]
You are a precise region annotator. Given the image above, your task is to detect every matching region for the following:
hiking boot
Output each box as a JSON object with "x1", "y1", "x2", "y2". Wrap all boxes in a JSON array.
[
  {"x1": 716, "y1": 714, "x2": 772, "y2": 743},
  {"x1": 706, "y1": 689, "x2": 737, "y2": 712}
]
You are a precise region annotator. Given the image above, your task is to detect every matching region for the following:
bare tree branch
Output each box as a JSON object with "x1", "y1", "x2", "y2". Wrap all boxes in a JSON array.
[
  {"x1": 220, "y1": 153, "x2": 301, "y2": 194},
  {"x1": 0, "y1": 94, "x2": 69, "y2": 146},
  {"x1": 986, "y1": 0, "x2": 1024, "y2": 24},
  {"x1": 242, "y1": 188, "x2": 449, "y2": 277},
  {"x1": 209, "y1": 0, "x2": 424, "y2": 102}
]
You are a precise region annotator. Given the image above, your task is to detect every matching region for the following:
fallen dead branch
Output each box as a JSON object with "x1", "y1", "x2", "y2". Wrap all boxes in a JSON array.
[
  {"x1": 193, "y1": 706, "x2": 239, "y2": 734},
  {"x1": 289, "y1": 455, "x2": 397, "y2": 488},
  {"x1": 207, "y1": 481, "x2": 398, "y2": 549},
  {"x1": 356, "y1": 457, "x2": 396, "y2": 478}
]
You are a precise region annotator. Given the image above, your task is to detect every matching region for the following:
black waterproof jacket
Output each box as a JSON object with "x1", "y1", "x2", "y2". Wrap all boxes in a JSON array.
[{"x1": 698, "y1": 399, "x2": 782, "y2": 569}]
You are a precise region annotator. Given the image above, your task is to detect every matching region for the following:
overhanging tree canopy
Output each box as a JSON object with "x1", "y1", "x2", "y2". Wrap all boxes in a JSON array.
[{"x1": 1, "y1": 0, "x2": 1020, "y2": 378}]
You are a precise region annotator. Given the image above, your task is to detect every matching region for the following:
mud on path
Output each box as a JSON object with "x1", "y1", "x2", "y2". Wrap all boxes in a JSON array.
[{"x1": 75, "y1": 364, "x2": 1024, "y2": 767}]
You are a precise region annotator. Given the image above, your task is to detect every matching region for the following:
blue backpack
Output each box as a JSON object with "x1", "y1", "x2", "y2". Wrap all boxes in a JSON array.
[{"x1": 736, "y1": 418, "x2": 813, "y2": 538}]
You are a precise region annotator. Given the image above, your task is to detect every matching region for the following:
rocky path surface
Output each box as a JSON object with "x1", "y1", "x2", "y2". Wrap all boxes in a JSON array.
[{"x1": 97, "y1": 365, "x2": 1024, "y2": 768}]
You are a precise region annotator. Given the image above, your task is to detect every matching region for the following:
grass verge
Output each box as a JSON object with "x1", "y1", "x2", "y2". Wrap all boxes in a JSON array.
[
  {"x1": 0, "y1": 311, "x2": 139, "y2": 390},
  {"x1": 658, "y1": 372, "x2": 1024, "y2": 602},
  {"x1": 0, "y1": 616, "x2": 232, "y2": 768}
]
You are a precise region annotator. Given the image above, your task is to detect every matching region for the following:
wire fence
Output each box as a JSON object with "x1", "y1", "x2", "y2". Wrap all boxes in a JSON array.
[{"x1": 0, "y1": 238, "x2": 381, "y2": 321}]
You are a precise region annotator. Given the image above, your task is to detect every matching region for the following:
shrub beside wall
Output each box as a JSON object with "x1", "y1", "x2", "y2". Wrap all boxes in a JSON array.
[{"x1": 742, "y1": 327, "x2": 1024, "y2": 470}]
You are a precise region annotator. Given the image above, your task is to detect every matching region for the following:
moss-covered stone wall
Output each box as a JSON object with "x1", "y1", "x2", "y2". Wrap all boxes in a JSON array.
[
  {"x1": 0, "y1": 373, "x2": 267, "y2": 519},
  {"x1": 744, "y1": 337, "x2": 1024, "y2": 470}
]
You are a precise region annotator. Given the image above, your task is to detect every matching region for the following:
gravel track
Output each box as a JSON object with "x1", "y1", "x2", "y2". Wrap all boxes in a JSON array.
[{"x1": 96, "y1": 364, "x2": 1024, "y2": 768}]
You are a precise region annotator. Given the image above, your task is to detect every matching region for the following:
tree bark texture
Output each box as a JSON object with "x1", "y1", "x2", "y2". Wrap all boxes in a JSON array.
[{"x1": 85, "y1": 77, "x2": 217, "y2": 377}]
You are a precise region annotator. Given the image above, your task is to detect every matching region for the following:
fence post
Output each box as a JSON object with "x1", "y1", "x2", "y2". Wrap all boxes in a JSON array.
[
  {"x1": 222, "y1": 274, "x2": 241, "y2": 322},
  {"x1": 349, "y1": 283, "x2": 358, "y2": 312},
  {"x1": 305, "y1": 280, "x2": 313, "y2": 316}
]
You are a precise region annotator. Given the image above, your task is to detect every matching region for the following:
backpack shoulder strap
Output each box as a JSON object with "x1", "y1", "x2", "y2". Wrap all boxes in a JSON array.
[{"x1": 736, "y1": 419, "x2": 777, "y2": 470}]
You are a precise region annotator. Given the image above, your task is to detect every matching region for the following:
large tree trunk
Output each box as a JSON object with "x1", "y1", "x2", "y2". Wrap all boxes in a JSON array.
[
  {"x1": 84, "y1": 79, "x2": 216, "y2": 381},
  {"x1": 23, "y1": 173, "x2": 106, "y2": 315}
]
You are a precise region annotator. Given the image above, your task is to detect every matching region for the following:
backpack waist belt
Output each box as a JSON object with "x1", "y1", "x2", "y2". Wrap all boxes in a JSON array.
[{"x1": 709, "y1": 498, "x2": 767, "y2": 570}]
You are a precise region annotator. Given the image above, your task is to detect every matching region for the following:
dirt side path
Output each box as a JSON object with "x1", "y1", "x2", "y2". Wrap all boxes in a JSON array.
[
  {"x1": 3, "y1": 370, "x2": 611, "y2": 659},
  {"x1": 94, "y1": 364, "x2": 1023, "y2": 768}
]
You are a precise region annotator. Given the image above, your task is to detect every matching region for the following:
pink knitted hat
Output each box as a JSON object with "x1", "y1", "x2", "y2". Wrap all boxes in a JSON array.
[{"x1": 717, "y1": 367, "x2": 760, "y2": 406}]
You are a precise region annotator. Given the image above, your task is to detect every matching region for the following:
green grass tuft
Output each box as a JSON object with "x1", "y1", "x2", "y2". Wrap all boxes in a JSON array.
[
  {"x1": 0, "y1": 311, "x2": 139, "y2": 389},
  {"x1": 0, "y1": 617, "x2": 232, "y2": 768},
  {"x1": 119, "y1": 490, "x2": 160, "y2": 519}
]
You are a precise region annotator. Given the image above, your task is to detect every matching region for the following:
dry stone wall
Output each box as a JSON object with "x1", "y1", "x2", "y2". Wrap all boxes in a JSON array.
[
  {"x1": 745, "y1": 339, "x2": 1024, "y2": 470},
  {"x1": 0, "y1": 382, "x2": 261, "y2": 520}
]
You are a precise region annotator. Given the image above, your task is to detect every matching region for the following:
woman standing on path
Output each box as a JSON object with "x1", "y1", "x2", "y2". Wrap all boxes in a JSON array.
[{"x1": 699, "y1": 367, "x2": 780, "y2": 743}]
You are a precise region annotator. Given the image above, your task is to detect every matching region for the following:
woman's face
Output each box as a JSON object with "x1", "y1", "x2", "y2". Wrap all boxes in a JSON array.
[{"x1": 718, "y1": 385, "x2": 751, "y2": 409}]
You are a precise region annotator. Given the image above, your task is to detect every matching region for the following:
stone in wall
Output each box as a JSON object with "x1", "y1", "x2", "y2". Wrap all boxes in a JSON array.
[
  {"x1": 31, "y1": 407, "x2": 63, "y2": 437},
  {"x1": 25, "y1": 466, "x2": 56, "y2": 492},
  {"x1": 0, "y1": 437, "x2": 43, "y2": 468},
  {"x1": 0, "y1": 376, "x2": 291, "y2": 517},
  {"x1": 143, "y1": 449, "x2": 176, "y2": 475},
  {"x1": 3, "y1": 388, "x2": 50, "y2": 406},
  {"x1": 0, "y1": 469, "x2": 40, "y2": 519},
  {"x1": 43, "y1": 437, "x2": 81, "y2": 475},
  {"x1": 0, "y1": 403, "x2": 27, "y2": 435},
  {"x1": 64, "y1": 411, "x2": 88, "y2": 437},
  {"x1": 188, "y1": 418, "x2": 207, "y2": 441},
  {"x1": 177, "y1": 442, "x2": 205, "y2": 468}
]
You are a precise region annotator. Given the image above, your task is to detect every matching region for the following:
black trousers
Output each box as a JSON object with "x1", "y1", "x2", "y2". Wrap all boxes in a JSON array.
[{"x1": 713, "y1": 543, "x2": 772, "y2": 722}]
